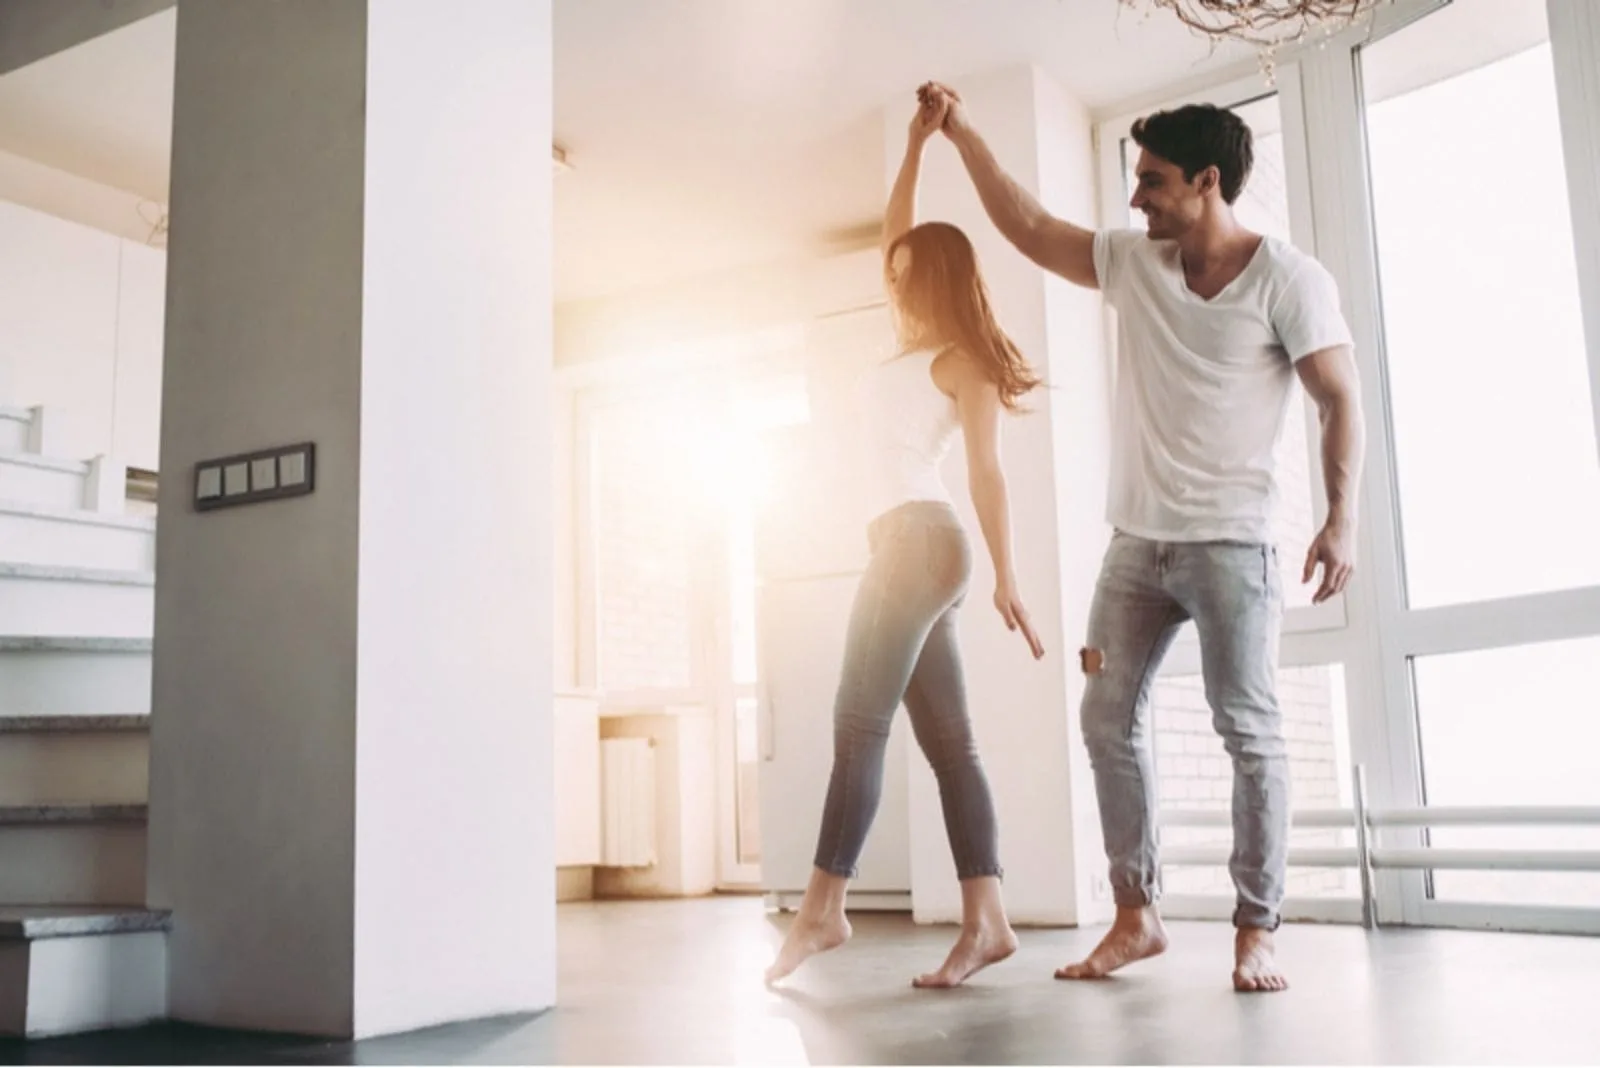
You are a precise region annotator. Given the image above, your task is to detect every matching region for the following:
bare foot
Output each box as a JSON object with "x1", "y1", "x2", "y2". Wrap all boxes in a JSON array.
[
  {"x1": 912, "y1": 924, "x2": 1019, "y2": 989},
  {"x1": 1055, "y1": 906, "x2": 1168, "y2": 980},
  {"x1": 1232, "y1": 927, "x2": 1288, "y2": 993},
  {"x1": 765, "y1": 911, "x2": 852, "y2": 985}
]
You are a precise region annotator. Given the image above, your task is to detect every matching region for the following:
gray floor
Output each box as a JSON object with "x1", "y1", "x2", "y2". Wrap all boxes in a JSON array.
[{"x1": 5, "y1": 896, "x2": 1599, "y2": 1064}]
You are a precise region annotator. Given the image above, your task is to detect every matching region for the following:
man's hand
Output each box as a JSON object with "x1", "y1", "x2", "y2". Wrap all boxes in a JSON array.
[
  {"x1": 995, "y1": 581, "x2": 1045, "y2": 660},
  {"x1": 918, "y1": 81, "x2": 971, "y2": 138},
  {"x1": 1303, "y1": 515, "x2": 1356, "y2": 604}
]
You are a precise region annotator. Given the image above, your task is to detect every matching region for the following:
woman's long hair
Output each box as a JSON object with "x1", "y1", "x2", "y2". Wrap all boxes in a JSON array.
[{"x1": 887, "y1": 221, "x2": 1042, "y2": 410}]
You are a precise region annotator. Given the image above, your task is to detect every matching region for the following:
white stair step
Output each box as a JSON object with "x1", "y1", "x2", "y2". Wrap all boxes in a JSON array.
[
  {"x1": 0, "y1": 638, "x2": 153, "y2": 718},
  {"x1": 0, "y1": 501, "x2": 155, "y2": 571},
  {"x1": 0, "y1": 407, "x2": 36, "y2": 454},
  {"x1": 0, "y1": 452, "x2": 88, "y2": 511},
  {"x1": 0, "y1": 804, "x2": 147, "y2": 906},
  {"x1": 0, "y1": 907, "x2": 169, "y2": 1038},
  {"x1": 0, "y1": 717, "x2": 149, "y2": 807},
  {"x1": 0, "y1": 564, "x2": 154, "y2": 639}
]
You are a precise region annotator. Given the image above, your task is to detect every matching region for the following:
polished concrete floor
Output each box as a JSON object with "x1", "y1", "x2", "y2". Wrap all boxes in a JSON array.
[{"x1": 4, "y1": 896, "x2": 1599, "y2": 1064}]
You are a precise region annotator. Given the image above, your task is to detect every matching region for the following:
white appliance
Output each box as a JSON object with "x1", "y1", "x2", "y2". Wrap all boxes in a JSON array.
[{"x1": 754, "y1": 305, "x2": 913, "y2": 910}]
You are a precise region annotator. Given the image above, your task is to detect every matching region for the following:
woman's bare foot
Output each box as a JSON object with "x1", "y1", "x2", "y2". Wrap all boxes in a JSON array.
[
  {"x1": 765, "y1": 911, "x2": 852, "y2": 986},
  {"x1": 1055, "y1": 905, "x2": 1169, "y2": 980},
  {"x1": 1232, "y1": 927, "x2": 1288, "y2": 992},
  {"x1": 912, "y1": 923, "x2": 1019, "y2": 989}
]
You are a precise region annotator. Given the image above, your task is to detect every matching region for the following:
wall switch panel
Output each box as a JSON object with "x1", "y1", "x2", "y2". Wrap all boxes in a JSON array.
[{"x1": 194, "y1": 443, "x2": 315, "y2": 512}]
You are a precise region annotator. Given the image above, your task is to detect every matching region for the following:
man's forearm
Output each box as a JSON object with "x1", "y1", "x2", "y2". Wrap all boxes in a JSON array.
[
  {"x1": 949, "y1": 126, "x2": 1049, "y2": 257},
  {"x1": 1320, "y1": 395, "x2": 1366, "y2": 527}
]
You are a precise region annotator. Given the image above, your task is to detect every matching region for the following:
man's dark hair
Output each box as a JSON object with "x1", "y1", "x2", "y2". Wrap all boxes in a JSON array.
[{"x1": 1130, "y1": 104, "x2": 1254, "y2": 205}]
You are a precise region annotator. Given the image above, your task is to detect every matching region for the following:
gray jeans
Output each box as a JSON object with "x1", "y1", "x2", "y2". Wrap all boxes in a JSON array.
[
  {"x1": 812, "y1": 501, "x2": 1003, "y2": 882},
  {"x1": 1080, "y1": 531, "x2": 1288, "y2": 929}
]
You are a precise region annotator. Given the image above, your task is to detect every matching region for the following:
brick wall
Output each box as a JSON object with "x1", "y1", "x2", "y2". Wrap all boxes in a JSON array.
[{"x1": 591, "y1": 402, "x2": 698, "y2": 693}]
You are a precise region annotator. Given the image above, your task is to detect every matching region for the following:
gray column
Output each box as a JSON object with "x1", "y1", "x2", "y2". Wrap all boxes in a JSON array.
[{"x1": 147, "y1": 0, "x2": 554, "y2": 1038}]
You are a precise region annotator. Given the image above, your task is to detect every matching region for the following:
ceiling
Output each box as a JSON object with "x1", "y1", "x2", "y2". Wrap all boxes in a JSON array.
[{"x1": 0, "y1": 1, "x2": 1260, "y2": 302}]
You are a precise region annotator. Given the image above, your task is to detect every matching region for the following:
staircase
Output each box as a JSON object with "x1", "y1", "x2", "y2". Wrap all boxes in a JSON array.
[{"x1": 0, "y1": 404, "x2": 167, "y2": 1038}]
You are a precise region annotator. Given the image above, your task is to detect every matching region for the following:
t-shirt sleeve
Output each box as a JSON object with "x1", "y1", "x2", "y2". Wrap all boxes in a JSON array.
[
  {"x1": 1272, "y1": 257, "x2": 1354, "y2": 362},
  {"x1": 1093, "y1": 229, "x2": 1144, "y2": 305}
]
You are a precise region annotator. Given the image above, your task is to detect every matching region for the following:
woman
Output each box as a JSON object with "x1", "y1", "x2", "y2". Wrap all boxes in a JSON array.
[{"x1": 765, "y1": 90, "x2": 1046, "y2": 990}]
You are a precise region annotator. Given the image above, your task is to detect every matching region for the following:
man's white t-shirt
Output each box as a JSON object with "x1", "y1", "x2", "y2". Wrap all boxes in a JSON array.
[{"x1": 1093, "y1": 229, "x2": 1353, "y2": 544}]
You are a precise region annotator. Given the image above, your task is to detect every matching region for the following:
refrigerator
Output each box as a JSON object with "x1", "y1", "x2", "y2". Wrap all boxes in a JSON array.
[{"x1": 754, "y1": 304, "x2": 913, "y2": 910}]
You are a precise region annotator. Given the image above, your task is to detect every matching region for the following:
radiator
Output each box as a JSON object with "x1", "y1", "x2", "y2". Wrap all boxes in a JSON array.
[{"x1": 600, "y1": 737, "x2": 657, "y2": 868}]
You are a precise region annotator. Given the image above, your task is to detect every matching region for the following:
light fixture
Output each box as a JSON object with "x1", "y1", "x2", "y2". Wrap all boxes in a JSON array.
[{"x1": 1119, "y1": 0, "x2": 1392, "y2": 79}]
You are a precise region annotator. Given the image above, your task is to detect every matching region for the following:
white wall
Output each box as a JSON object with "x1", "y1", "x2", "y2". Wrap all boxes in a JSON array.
[
  {"x1": 352, "y1": 0, "x2": 554, "y2": 1037},
  {"x1": 0, "y1": 192, "x2": 165, "y2": 470},
  {"x1": 1035, "y1": 68, "x2": 1116, "y2": 926},
  {"x1": 889, "y1": 65, "x2": 1111, "y2": 927}
]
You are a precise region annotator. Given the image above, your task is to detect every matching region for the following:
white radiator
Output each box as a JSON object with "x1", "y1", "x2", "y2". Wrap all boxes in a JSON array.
[{"x1": 600, "y1": 737, "x2": 657, "y2": 868}]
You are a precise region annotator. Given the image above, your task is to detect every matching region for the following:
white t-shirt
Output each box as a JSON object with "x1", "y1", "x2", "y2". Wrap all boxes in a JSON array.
[{"x1": 1093, "y1": 229, "x2": 1353, "y2": 544}]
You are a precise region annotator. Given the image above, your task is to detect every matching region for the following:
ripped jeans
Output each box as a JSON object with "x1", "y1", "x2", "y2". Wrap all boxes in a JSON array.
[{"x1": 1080, "y1": 531, "x2": 1288, "y2": 930}]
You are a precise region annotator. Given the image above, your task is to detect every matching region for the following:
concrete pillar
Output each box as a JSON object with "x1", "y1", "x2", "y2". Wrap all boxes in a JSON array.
[
  {"x1": 146, "y1": 0, "x2": 554, "y2": 1038},
  {"x1": 885, "y1": 65, "x2": 1114, "y2": 927}
]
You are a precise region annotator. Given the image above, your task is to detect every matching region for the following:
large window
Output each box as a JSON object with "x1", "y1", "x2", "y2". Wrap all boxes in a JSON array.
[
  {"x1": 1356, "y1": 0, "x2": 1600, "y2": 923},
  {"x1": 1363, "y1": 21, "x2": 1600, "y2": 610}
]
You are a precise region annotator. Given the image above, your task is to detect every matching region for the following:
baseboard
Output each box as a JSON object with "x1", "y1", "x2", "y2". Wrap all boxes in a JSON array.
[{"x1": 556, "y1": 866, "x2": 594, "y2": 902}]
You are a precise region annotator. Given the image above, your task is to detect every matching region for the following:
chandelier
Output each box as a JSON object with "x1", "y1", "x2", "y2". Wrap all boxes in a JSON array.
[{"x1": 1120, "y1": 0, "x2": 1392, "y2": 79}]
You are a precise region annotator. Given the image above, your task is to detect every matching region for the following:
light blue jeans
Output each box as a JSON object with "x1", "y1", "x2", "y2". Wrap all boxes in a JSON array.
[
  {"x1": 812, "y1": 501, "x2": 1003, "y2": 882},
  {"x1": 1080, "y1": 531, "x2": 1288, "y2": 929}
]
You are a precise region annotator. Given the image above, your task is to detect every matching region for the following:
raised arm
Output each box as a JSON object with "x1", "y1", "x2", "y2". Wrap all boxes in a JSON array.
[
  {"x1": 924, "y1": 82, "x2": 1099, "y2": 289},
  {"x1": 883, "y1": 96, "x2": 947, "y2": 260}
]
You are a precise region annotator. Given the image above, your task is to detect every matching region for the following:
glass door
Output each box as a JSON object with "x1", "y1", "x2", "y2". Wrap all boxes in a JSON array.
[{"x1": 1352, "y1": 0, "x2": 1600, "y2": 931}]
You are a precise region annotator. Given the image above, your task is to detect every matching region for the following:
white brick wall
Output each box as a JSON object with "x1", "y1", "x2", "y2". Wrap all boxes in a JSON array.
[{"x1": 591, "y1": 401, "x2": 699, "y2": 693}]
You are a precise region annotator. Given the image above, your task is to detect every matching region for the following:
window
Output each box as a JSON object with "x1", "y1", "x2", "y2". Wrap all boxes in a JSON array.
[
  {"x1": 589, "y1": 396, "x2": 699, "y2": 693},
  {"x1": 1413, "y1": 637, "x2": 1600, "y2": 908},
  {"x1": 1363, "y1": 17, "x2": 1600, "y2": 610}
]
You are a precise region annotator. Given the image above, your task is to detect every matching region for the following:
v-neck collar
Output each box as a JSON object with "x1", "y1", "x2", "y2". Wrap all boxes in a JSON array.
[{"x1": 1177, "y1": 235, "x2": 1268, "y2": 304}]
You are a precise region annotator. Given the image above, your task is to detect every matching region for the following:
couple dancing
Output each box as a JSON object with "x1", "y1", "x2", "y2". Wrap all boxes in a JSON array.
[{"x1": 764, "y1": 81, "x2": 1365, "y2": 994}]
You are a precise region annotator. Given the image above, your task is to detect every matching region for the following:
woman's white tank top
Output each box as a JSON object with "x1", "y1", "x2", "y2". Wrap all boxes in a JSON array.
[{"x1": 857, "y1": 348, "x2": 960, "y2": 522}]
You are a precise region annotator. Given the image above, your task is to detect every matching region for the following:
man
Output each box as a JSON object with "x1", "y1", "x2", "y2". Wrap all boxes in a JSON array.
[{"x1": 921, "y1": 82, "x2": 1366, "y2": 993}]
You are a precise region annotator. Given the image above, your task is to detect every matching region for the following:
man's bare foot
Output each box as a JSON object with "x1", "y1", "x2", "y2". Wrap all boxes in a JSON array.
[
  {"x1": 1232, "y1": 927, "x2": 1288, "y2": 993},
  {"x1": 912, "y1": 923, "x2": 1019, "y2": 989},
  {"x1": 764, "y1": 911, "x2": 852, "y2": 986},
  {"x1": 1055, "y1": 906, "x2": 1168, "y2": 980}
]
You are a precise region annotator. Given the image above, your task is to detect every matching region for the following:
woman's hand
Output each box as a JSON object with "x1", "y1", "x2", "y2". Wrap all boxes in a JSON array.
[
  {"x1": 994, "y1": 580, "x2": 1045, "y2": 660},
  {"x1": 908, "y1": 89, "x2": 947, "y2": 149}
]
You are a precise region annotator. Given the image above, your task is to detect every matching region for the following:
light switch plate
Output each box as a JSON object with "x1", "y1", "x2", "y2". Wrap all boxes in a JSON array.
[
  {"x1": 195, "y1": 443, "x2": 315, "y2": 512},
  {"x1": 196, "y1": 467, "x2": 222, "y2": 499},
  {"x1": 251, "y1": 457, "x2": 277, "y2": 491},
  {"x1": 279, "y1": 451, "x2": 306, "y2": 487}
]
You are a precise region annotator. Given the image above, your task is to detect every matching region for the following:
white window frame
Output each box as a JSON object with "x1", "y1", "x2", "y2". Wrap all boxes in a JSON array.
[{"x1": 1091, "y1": 0, "x2": 1600, "y2": 935}]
